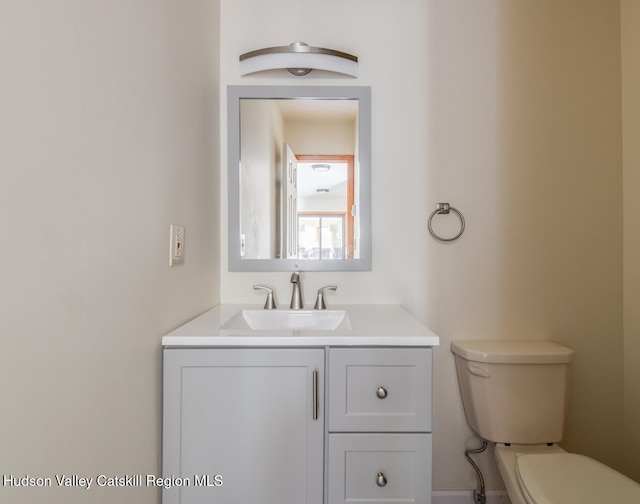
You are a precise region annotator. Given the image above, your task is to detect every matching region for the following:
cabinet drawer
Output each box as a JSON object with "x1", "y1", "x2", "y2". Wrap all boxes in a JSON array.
[
  {"x1": 328, "y1": 433, "x2": 431, "y2": 504},
  {"x1": 329, "y1": 348, "x2": 432, "y2": 432}
]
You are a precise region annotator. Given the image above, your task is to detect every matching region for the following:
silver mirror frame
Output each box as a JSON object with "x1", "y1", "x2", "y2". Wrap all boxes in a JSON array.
[{"x1": 227, "y1": 85, "x2": 372, "y2": 272}]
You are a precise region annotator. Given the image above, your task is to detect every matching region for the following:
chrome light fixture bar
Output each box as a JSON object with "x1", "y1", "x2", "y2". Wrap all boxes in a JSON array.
[{"x1": 239, "y1": 42, "x2": 358, "y2": 77}]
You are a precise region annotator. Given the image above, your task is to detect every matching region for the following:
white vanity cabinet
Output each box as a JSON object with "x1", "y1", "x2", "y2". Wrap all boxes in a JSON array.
[
  {"x1": 162, "y1": 348, "x2": 325, "y2": 504},
  {"x1": 163, "y1": 346, "x2": 432, "y2": 504},
  {"x1": 161, "y1": 304, "x2": 439, "y2": 504}
]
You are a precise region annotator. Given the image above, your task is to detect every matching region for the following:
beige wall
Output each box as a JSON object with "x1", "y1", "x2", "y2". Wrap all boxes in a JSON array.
[
  {"x1": 2, "y1": 1, "x2": 635, "y2": 502},
  {"x1": 0, "y1": 1, "x2": 220, "y2": 503},
  {"x1": 239, "y1": 100, "x2": 282, "y2": 259},
  {"x1": 622, "y1": 0, "x2": 640, "y2": 484},
  {"x1": 428, "y1": 0, "x2": 625, "y2": 490},
  {"x1": 220, "y1": 0, "x2": 628, "y2": 493},
  {"x1": 284, "y1": 118, "x2": 356, "y2": 156},
  {"x1": 221, "y1": 0, "x2": 627, "y2": 493}
]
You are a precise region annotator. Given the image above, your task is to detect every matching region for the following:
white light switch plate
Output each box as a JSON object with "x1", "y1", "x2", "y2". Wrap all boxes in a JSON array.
[{"x1": 170, "y1": 225, "x2": 184, "y2": 266}]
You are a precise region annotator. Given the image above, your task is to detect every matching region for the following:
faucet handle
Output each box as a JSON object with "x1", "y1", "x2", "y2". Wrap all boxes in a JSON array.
[
  {"x1": 253, "y1": 285, "x2": 277, "y2": 310},
  {"x1": 314, "y1": 285, "x2": 337, "y2": 310}
]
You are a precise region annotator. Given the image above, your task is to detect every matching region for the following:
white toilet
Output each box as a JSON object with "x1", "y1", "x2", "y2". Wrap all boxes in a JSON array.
[{"x1": 451, "y1": 340, "x2": 640, "y2": 504}]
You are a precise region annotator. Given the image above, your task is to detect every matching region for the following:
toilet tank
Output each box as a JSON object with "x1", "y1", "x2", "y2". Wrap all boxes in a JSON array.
[{"x1": 451, "y1": 340, "x2": 574, "y2": 444}]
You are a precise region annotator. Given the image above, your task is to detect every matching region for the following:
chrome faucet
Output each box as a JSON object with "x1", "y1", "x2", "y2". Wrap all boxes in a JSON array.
[{"x1": 290, "y1": 272, "x2": 304, "y2": 309}]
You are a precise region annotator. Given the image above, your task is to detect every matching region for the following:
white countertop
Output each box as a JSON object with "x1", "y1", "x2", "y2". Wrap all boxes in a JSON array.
[{"x1": 163, "y1": 304, "x2": 440, "y2": 347}]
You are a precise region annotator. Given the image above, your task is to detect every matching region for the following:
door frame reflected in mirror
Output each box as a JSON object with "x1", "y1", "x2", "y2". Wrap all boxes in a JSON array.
[
  {"x1": 296, "y1": 154, "x2": 354, "y2": 260},
  {"x1": 227, "y1": 85, "x2": 371, "y2": 272}
]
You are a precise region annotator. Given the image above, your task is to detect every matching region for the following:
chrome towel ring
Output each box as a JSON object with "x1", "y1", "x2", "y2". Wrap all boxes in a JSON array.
[{"x1": 428, "y1": 203, "x2": 465, "y2": 242}]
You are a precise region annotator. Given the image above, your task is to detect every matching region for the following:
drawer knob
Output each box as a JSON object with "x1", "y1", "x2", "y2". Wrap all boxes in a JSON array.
[
  {"x1": 376, "y1": 386, "x2": 388, "y2": 399},
  {"x1": 376, "y1": 472, "x2": 387, "y2": 487}
]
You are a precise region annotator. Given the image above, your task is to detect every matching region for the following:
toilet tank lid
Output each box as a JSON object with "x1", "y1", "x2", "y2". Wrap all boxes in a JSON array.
[{"x1": 450, "y1": 340, "x2": 574, "y2": 364}]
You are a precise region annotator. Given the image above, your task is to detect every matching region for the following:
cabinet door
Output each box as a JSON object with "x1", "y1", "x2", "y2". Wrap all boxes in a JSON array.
[{"x1": 163, "y1": 348, "x2": 324, "y2": 504}]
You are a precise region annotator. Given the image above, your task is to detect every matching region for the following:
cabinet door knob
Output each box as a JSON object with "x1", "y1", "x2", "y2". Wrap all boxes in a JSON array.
[
  {"x1": 376, "y1": 386, "x2": 388, "y2": 399},
  {"x1": 376, "y1": 472, "x2": 387, "y2": 487}
]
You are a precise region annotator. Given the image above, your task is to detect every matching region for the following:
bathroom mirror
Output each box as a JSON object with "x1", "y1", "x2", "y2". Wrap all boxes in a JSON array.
[{"x1": 228, "y1": 86, "x2": 371, "y2": 271}]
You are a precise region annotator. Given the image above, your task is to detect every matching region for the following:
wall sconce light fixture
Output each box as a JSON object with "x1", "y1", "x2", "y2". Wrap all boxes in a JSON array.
[{"x1": 239, "y1": 41, "x2": 358, "y2": 77}]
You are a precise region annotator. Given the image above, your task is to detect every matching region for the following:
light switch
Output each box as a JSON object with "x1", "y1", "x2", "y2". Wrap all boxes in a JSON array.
[{"x1": 170, "y1": 225, "x2": 184, "y2": 266}]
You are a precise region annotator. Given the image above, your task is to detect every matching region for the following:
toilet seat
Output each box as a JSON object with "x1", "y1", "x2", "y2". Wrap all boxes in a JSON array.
[{"x1": 516, "y1": 453, "x2": 640, "y2": 504}]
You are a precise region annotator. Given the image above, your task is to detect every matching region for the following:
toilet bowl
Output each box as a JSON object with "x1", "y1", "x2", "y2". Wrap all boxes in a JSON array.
[{"x1": 451, "y1": 340, "x2": 640, "y2": 504}]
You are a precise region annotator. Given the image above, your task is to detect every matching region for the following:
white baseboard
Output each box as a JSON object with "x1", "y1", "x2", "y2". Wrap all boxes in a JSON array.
[{"x1": 432, "y1": 490, "x2": 511, "y2": 504}]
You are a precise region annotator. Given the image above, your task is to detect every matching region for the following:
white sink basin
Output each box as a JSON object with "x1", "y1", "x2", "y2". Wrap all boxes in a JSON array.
[{"x1": 220, "y1": 309, "x2": 351, "y2": 332}]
